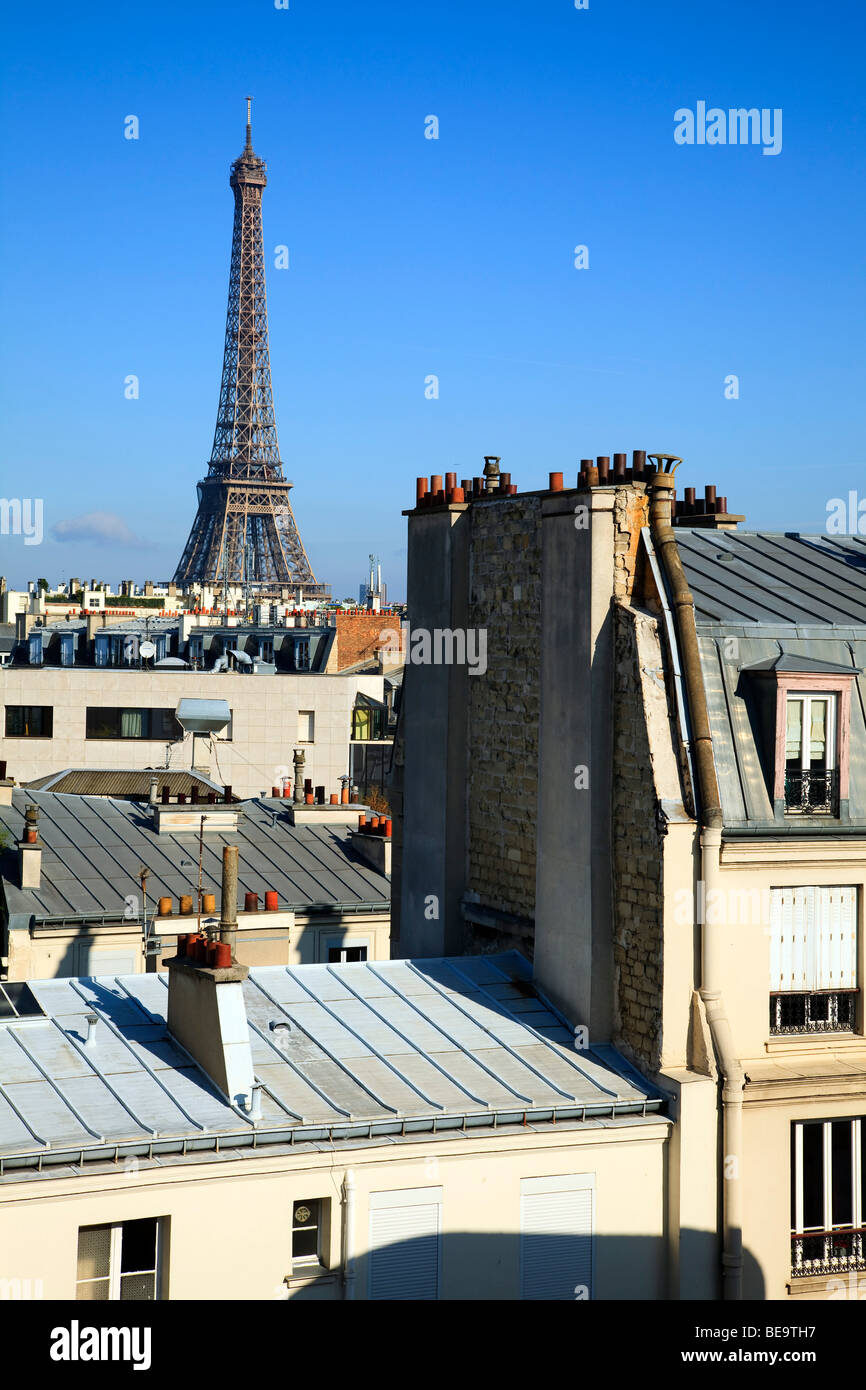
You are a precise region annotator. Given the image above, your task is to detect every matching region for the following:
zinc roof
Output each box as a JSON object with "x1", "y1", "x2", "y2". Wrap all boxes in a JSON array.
[
  {"x1": 672, "y1": 531, "x2": 866, "y2": 827},
  {"x1": 675, "y1": 530, "x2": 866, "y2": 629},
  {"x1": 0, "y1": 953, "x2": 663, "y2": 1173},
  {"x1": 0, "y1": 790, "x2": 389, "y2": 922}
]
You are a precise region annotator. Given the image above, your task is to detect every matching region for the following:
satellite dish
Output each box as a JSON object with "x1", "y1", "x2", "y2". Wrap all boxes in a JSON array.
[{"x1": 140, "y1": 641, "x2": 157, "y2": 659}]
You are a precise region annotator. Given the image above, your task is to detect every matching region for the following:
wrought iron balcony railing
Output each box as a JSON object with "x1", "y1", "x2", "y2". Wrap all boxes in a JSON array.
[
  {"x1": 770, "y1": 990, "x2": 858, "y2": 1034},
  {"x1": 791, "y1": 1229, "x2": 866, "y2": 1277},
  {"x1": 784, "y1": 767, "x2": 839, "y2": 815}
]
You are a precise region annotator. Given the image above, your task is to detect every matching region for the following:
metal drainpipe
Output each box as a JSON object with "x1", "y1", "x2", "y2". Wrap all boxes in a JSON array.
[
  {"x1": 342, "y1": 1169, "x2": 356, "y2": 1300},
  {"x1": 648, "y1": 464, "x2": 745, "y2": 1301}
]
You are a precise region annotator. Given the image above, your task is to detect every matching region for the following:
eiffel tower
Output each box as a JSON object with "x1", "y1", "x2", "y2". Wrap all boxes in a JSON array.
[{"x1": 173, "y1": 101, "x2": 330, "y2": 598}]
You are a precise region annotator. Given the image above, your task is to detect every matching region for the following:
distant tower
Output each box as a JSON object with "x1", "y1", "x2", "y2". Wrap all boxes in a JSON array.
[
  {"x1": 360, "y1": 552, "x2": 386, "y2": 609},
  {"x1": 174, "y1": 101, "x2": 329, "y2": 597}
]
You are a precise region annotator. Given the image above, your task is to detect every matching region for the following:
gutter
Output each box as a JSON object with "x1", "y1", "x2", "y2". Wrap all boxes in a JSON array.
[
  {"x1": 648, "y1": 462, "x2": 745, "y2": 1301},
  {"x1": 0, "y1": 1097, "x2": 667, "y2": 1174}
]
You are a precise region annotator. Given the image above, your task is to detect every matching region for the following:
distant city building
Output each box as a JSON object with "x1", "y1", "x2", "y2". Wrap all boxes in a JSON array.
[{"x1": 359, "y1": 554, "x2": 387, "y2": 610}]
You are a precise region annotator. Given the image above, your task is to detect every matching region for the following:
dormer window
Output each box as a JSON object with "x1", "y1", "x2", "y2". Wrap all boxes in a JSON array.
[
  {"x1": 784, "y1": 693, "x2": 838, "y2": 814},
  {"x1": 742, "y1": 653, "x2": 859, "y2": 823}
]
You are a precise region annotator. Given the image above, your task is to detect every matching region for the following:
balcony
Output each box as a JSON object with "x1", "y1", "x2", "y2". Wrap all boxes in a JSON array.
[
  {"x1": 791, "y1": 1229, "x2": 866, "y2": 1277},
  {"x1": 784, "y1": 767, "x2": 839, "y2": 815},
  {"x1": 770, "y1": 990, "x2": 858, "y2": 1035}
]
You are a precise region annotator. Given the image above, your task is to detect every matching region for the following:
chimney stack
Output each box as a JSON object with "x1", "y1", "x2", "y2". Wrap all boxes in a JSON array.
[
  {"x1": 166, "y1": 940, "x2": 254, "y2": 1108},
  {"x1": 18, "y1": 803, "x2": 42, "y2": 890},
  {"x1": 220, "y1": 845, "x2": 239, "y2": 951}
]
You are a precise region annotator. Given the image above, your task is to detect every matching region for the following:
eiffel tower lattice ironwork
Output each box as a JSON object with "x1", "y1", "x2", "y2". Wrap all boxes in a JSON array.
[{"x1": 173, "y1": 101, "x2": 329, "y2": 598}]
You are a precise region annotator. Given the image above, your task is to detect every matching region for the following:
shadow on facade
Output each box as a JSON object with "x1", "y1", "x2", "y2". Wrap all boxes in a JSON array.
[{"x1": 288, "y1": 1229, "x2": 766, "y2": 1300}]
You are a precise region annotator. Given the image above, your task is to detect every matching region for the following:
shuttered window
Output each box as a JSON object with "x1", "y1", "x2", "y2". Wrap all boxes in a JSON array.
[
  {"x1": 368, "y1": 1187, "x2": 441, "y2": 1300},
  {"x1": 770, "y1": 887, "x2": 858, "y2": 992},
  {"x1": 520, "y1": 1174, "x2": 594, "y2": 1300}
]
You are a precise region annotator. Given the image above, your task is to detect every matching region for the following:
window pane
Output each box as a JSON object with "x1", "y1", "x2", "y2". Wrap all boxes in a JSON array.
[
  {"x1": 120, "y1": 1218, "x2": 157, "y2": 1273},
  {"x1": 120, "y1": 1273, "x2": 156, "y2": 1301},
  {"x1": 292, "y1": 1199, "x2": 320, "y2": 1260},
  {"x1": 292, "y1": 1227, "x2": 318, "y2": 1259},
  {"x1": 831, "y1": 1121, "x2": 852, "y2": 1227},
  {"x1": 77, "y1": 1279, "x2": 110, "y2": 1301},
  {"x1": 802, "y1": 1124, "x2": 824, "y2": 1229},
  {"x1": 5, "y1": 706, "x2": 51, "y2": 737},
  {"x1": 120, "y1": 709, "x2": 145, "y2": 738},
  {"x1": 786, "y1": 700, "x2": 803, "y2": 765},
  {"x1": 809, "y1": 700, "x2": 828, "y2": 769},
  {"x1": 86, "y1": 708, "x2": 119, "y2": 738},
  {"x1": 77, "y1": 1225, "x2": 111, "y2": 1281},
  {"x1": 152, "y1": 709, "x2": 178, "y2": 739}
]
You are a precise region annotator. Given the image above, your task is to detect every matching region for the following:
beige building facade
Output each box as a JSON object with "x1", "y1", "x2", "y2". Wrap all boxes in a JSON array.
[
  {"x1": 394, "y1": 455, "x2": 866, "y2": 1300},
  {"x1": 0, "y1": 667, "x2": 385, "y2": 800}
]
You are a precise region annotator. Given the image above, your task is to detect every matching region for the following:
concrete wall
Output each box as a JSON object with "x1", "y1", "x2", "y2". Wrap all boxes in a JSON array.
[
  {"x1": 0, "y1": 668, "x2": 384, "y2": 799},
  {"x1": 0, "y1": 1120, "x2": 669, "y2": 1301}
]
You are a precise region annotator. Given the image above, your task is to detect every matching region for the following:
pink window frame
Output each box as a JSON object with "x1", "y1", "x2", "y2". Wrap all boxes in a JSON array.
[{"x1": 773, "y1": 674, "x2": 854, "y2": 803}]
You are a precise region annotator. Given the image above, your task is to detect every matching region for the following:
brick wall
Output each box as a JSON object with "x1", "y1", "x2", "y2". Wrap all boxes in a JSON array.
[
  {"x1": 465, "y1": 495, "x2": 542, "y2": 939},
  {"x1": 611, "y1": 601, "x2": 665, "y2": 1070},
  {"x1": 333, "y1": 612, "x2": 398, "y2": 671}
]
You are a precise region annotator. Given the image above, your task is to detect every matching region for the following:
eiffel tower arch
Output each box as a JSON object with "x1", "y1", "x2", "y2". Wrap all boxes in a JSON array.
[{"x1": 174, "y1": 101, "x2": 330, "y2": 599}]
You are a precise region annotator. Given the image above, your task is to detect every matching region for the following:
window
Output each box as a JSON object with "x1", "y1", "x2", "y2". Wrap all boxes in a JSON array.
[
  {"x1": 328, "y1": 945, "x2": 368, "y2": 963},
  {"x1": 294, "y1": 638, "x2": 311, "y2": 671},
  {"x1": 292, "y1": 1199, "x2": 327, "y2": 1267},
  {"x1": 297, "y1": 710, "x2": 315, "y2": 743},
  {"x1": 258, "y1": 638, "x2": 274, "y2": 664},
  {"x1": 352, "y1": 701, "x2": 386, "y2": 741},
  {"x1": 368, "y1": 1187, "x2": 442, "y2": 1299},
  {"x1": 791, "y1": 1119, "x2": 866, "y2": 1276},
  {"x1": 85, "y1": 708, "x2": 181, "y2": 740},
  {"x1": 769, "y1": 886, "x2": 858, "y2": 1035},
  {"x1": 520, "y1": 1174, "x2": 594, "y2": 1299},
  {"x1": 5, "y1": 705, "x2": 53, "y2": 737},
  {"x1": 785, "y1": 694, "x2": 838, "y2": 813},
  {"x1": 76, "y1": 1218, "x2": 163, "y2": 1300}
]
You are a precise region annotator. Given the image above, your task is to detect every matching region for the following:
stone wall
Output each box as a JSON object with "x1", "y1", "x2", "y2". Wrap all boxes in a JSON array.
[
  {"x1": 465, "y1": 494, "x2": 542, "y2": 939},
  {"x1": 611, "y1": 600, "x2": 665, "y2": 1071}
]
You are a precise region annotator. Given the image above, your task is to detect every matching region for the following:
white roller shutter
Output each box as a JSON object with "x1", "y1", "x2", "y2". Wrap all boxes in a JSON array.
[
  {"x1": 368, "y1": 1187, "x2": 441, "y2": 1300},
  {"x1": 520, "y1": 1174, "x2": 594, "y2": 1300}
]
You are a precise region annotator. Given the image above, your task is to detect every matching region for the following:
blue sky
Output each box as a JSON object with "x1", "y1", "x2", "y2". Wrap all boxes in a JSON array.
[{"x1": 1, "y1": 0, "x2": 864, "y2": 600}]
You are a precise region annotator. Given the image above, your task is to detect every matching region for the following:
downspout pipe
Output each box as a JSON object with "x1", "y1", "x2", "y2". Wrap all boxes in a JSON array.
[
  {"x1": 342, "y1": 1169, "x2": 356, "y2": 1300},
  {"x1": 648, "y1": 463, "x2": 745, "y2": 1301}
]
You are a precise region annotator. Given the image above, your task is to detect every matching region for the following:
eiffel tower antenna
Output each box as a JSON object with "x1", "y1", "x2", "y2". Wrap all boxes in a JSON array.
[{"x1": 173, "y1": 102, "x2": 330, "y2": 599}]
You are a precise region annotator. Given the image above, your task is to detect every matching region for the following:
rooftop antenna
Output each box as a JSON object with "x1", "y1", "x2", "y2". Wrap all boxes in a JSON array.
[{"x1": 245, "y1": 95, "x2": 253, "y2": 150}]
